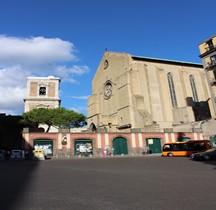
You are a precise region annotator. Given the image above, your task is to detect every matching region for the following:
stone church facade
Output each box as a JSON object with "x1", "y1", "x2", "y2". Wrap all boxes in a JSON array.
[
  {"x1": 20, "y1": 49, "x2": 216, "y2": 157},
  {"x1": 87, "y1": 52, "x2": 212, "y2": 133}
]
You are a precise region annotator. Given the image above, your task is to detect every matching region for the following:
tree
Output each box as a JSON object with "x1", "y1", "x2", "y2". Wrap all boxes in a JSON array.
[{"x1": 20, "y1": 108, "x2": 87, "y2": 132}]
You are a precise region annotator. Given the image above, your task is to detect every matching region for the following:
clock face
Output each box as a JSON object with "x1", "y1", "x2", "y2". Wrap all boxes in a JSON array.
[{"x1": 104, "y1": 82, "x2": 112, "y2": 99}]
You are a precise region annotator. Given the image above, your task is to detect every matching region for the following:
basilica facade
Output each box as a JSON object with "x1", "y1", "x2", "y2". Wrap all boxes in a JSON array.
[{"x1": 87, "y1": 52, "x2": 212, "y2": 133}]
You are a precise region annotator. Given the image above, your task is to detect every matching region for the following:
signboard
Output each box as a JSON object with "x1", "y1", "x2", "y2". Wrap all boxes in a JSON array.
[{"x1": 148, "y1": 139, "x2": 153, "y2": 145}]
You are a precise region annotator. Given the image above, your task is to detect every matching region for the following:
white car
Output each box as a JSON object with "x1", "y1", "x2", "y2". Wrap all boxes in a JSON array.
[{"x1": 10, "y1": 150, "x2": 25, "y2": 160}]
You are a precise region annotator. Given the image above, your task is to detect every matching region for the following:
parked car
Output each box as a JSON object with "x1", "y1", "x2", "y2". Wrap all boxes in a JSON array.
[
  {"x1": 0, "y1": 150, "x2": 6, "y2": 160},
  {"x1": 190, "y1": 148, "x2": 216, "y2": 161},
  {"x1": 33, "y1": 149, "x2": 46, "y2": 160},
  {"x1": 10, "y1": 150, "x2": 25, "y2": 160}
]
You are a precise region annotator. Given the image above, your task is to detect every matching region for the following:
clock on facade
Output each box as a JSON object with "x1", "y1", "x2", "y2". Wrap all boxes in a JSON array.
[{"x1": 104, "y1": 81, "x2": 112, "y2": 99}]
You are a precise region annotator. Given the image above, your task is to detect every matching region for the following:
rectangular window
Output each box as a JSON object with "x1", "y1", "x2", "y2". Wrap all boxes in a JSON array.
[
  {"x1": 206, "y1": 39, "x2": 214, "y2": 50},
  {"x1": 210, "y1": 55, "x2": 216, "y2": 65},
  {"x1": 39, "y1": 87, "x2": 46, "y2": 95}
]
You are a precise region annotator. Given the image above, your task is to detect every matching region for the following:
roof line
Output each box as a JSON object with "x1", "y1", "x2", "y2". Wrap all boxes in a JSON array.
[{"x1": 131, "y1": 55, "x2": 203, "y2": 67}]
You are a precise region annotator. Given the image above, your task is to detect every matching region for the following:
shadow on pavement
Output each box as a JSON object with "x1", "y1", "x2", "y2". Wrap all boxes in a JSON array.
[
  {"x1": 0, "y1": 160, "x2": 39, "y2": 210},
  {"x1": 202, "y1": 160, "x2": 216, "y2": 168},
  {"x1": 0, "y1": 115, "x2": 40, "y2": 209}
]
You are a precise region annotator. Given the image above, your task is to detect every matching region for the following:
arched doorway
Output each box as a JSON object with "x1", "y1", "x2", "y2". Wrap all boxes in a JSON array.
[
  {"x1": 89, "y1": 123, "x2": 97, "y2": 132},
  {"x1": 146, "y1": 138, "x2": 162, "y2": 154},
  {"x1": 113, "y1": 137, "x2": 128, "y2": 155}
]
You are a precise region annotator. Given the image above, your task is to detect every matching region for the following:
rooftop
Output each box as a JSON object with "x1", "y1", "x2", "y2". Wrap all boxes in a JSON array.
[{"x1": 132, "y1": 55, "x2": 203, "y2": 68}]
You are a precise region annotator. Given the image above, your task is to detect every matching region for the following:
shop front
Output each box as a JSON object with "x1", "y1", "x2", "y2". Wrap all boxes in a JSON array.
[
  {"x1": 74, "y1": 139, "x2": 93, "y2": 157},
  {"x1": 33, "y1": 139, "x2": 54, "y2": 158}
]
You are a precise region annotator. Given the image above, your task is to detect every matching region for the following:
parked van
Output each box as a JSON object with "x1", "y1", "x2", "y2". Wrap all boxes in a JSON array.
[{"x1": 10, "y1": 150, "x2": 25, "y2": 160}]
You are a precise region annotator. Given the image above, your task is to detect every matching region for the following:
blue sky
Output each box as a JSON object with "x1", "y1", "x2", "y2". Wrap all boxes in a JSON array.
[{"x1": 0, "y1": 0, "x2": 215, "y2": 116}]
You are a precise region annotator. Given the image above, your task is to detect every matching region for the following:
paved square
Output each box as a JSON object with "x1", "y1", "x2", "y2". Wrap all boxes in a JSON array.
[{"x1": 0, "y1": 156, "x2": 216, "y2": 210}]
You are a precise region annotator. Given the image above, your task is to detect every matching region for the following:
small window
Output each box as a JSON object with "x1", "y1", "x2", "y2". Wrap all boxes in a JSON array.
[
  {"x1": 210, "y1": 55, "x2": 216, "y2": 65},
  {"x1": 206, "y1": 39, "x2": 214, "y2": 50},
  {"x1": 39, "y1": 87, "x2": 46, "y2": 95}
]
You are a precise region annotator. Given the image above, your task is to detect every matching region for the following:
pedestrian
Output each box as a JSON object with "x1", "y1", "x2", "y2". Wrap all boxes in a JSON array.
[
  {"x1": 143, "y1": 146, "x2": 148, "y2": 155},
  {"x1": 146, "y1": 146, "x2": 150, "y2": 154}
]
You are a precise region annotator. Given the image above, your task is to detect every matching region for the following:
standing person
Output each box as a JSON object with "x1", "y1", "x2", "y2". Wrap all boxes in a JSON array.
[
  {"x1": 146, "y1": 146, "x2": 150, "y2": 154},
  {"x1": 143, "y1": 146, "x2": 148, "y2": 155}
]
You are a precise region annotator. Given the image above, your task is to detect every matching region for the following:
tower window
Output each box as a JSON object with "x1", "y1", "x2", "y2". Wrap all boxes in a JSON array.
[
  {"x1": 206, "y1": 39, "x2": 214, "y2": 50},
  {"x1": 210, "y1": 55, "x2": 216, "y2": 65},
  {"x1": 39, "y1": 87, "x2": 46, "y2": 95}
]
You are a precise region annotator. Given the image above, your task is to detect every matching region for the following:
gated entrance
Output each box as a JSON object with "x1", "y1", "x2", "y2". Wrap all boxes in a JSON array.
[
  {"x1": 113, "y1": 137, "x2": 128, "y2": 155},
  {"x1": 74, "y1": 139, "x2": 93, "y2": 157},
  {"x1": 210, "y1": 136, "x2": 216, "y2": 148},
  {"x1": 146, "y1": 138, "x2": 162, "y2": 154},
  {"x1": 33, "y1": 139, "x2": 53, "y2": 158}
]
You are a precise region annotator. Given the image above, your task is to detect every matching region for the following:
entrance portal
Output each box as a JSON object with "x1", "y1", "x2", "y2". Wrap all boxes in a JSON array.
[
  {"x1": 33, "y1": 139, "x2": 53, "y2": 158},
  {"x1": 210, "y1": 136, "x2": 216, "y2": 148},
  {"x1": 146, "y1": 138, "x2": 162, "y2": 154},
  {"x1": 113, "y1": 137, "x2": 128, "y2": 155},
  {"x1": 74, "y1": 139, "x2": 93, "y2": 157}
]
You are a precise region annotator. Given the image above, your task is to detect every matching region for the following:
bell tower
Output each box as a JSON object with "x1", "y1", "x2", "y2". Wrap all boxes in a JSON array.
[{"x1": 24, "y1": 76, "x2": 61, "y2": 112}]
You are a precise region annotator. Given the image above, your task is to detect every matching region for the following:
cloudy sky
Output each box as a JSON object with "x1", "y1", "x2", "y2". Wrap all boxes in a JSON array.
[
  {"x1": 0, "y1": 0, "x2": 215, "y2": 116},
  {"x1": 0, "y1": 35, "x2": 89, "y2": 114}
]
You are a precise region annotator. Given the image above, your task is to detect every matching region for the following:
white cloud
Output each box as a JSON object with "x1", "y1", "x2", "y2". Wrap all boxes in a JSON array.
[
  {"x1": 0, "y1": 35, "x2": 90, "y2": 115},
  {"x1": 54, "y1": 65, "x2": 89, "y2": 76},
  {"x1": 0, "y1": 65, "x2": 29, "y2": 87},
  {"x1": 54, "y1": 65, "x2": 89, "y2": 83},
  {"x1": 70, "y1": 96, "x2": 90, "y2": 100},
  {"x1": 0, "y1": 35, "x2": 76, "y2": 66},
  {"x1": 0, "y1": 86, "x2": 25, "y2": 114},
  {"x1": 70, "y1": 106, "x2": 88, "y2": 115}
]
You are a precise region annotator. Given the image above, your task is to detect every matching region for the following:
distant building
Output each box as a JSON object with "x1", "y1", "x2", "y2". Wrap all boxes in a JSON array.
[
  {"x1": 24, "y1": 76, "x2": 61, "y2": 112},
  {"x1": 88, "y1": 51, "x2": 211, "y2": 133},
  {"x1": 198, "y1": 35, "x2": 216, "y2": 144},
  {"x1": 198, "y1": 35, "x2": 216, "y2": 118}
]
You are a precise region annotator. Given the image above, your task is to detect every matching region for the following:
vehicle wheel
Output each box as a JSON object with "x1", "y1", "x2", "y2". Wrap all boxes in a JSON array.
[
  {"x1": 168, "y1": 153, "x2": 173, "y2": 157},
  {"x1": 203, "y1": 155, "x2": 210, "y2": 161}
]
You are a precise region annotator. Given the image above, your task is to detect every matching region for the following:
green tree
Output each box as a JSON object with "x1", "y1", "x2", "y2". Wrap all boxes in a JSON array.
[{"x1": 20, "y1": 108, "x2": 86, "y2": 132}]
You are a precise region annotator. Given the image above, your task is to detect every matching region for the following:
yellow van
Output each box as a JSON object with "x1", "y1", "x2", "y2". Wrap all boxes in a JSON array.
[{"x1": 33, "y1": 149, "x2": 45, "y2": 160}]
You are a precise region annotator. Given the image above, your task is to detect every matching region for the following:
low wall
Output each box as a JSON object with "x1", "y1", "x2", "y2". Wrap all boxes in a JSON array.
[{"x1": 22, "y1": 131, "x2": 203, "y2": 158}]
